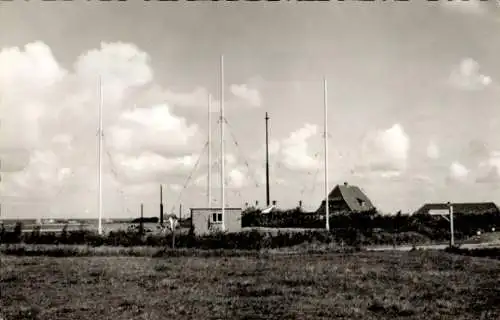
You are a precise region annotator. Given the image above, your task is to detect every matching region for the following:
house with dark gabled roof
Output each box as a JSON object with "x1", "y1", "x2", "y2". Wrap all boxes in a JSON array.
[
  {"x1": 413, "y1": 202, "x2": 500, "y2": 216},
  {"x1": 316, "y1": 182, "x2": 376, "y2": 215}
]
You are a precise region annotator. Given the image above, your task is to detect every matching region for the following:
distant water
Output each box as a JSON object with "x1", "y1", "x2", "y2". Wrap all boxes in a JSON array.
[
  {"x1": 0, "y1": 219, "x2": 153, "y2": 233},
  {"x1": 0, "y1": 218, "x2": 134, "y2": 225}
]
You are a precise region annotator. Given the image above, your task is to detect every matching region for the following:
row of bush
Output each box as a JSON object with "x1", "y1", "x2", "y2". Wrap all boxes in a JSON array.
[
  {"x1": 0, "y1": 227, "x2": 362, "y2": 249},
  {"x1": 0, "y1": 222, "x2": 439, "y2": 249},
  {"x1": 242, "y1": 208, "x2": 499, "y2": 239}
]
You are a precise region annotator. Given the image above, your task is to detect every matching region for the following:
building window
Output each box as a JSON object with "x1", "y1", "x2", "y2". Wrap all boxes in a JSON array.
[
  {"x1": 212, "y1": 213, "x2": 223, "y2": 222},
  {"x1": 357, "y1": 198, "x2": 365, "y2": 207}
]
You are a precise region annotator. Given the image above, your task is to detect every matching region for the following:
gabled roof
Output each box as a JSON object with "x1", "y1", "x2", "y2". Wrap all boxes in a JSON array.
[
  {"x1": 333, "y1": 184, "x2": 375, "y2": 212},
  {"x1": 414, "y1": 202, "x2": 500, "y2": 215},
  {"x1": 317, "y1": 183, "x2": 376, "y2": 213}
]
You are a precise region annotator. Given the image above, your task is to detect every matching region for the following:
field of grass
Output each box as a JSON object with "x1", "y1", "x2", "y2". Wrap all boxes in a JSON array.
[{"x1": 1, "y1": 251, "x2": 499, "y2": 319}]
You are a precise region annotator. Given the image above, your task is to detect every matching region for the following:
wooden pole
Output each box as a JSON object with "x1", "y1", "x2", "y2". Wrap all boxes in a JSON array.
[
  {"x1": 139, "y1": 203, "x2": 144, "y2": 235},
  {"x1": 160, "y1": 185, "x2": 164, "y2": 225}
]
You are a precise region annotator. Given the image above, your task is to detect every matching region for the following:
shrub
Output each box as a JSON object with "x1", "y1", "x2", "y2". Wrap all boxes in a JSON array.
[
  {"x1": 0, "y1": 212, "x2": 495, "y2": 250},
  {"x1": 445, "y1": 246, "x2": 500, "y2": 260}
]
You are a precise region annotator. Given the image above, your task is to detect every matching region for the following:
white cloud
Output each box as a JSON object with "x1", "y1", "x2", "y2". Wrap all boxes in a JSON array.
[
  {"x1": 0, "y1": 42, "x2": 66, "y2": 95},
  {"x1": 108, "y1": 104, "x2": 199, "y2": 157},
  {"x1": 193, "y1": 151, "x2": 250, "y2": 190},
  {"x1": 0, "y1": 41, "x2": 211, "y2": 218},
  {"x1": 114, "y1": 152, "x2": 196, "y2": 184},
  {"x1": 449, "y1": 58, "x2": 492, "y2": 91},
  {"x1": 162, "y1": 86, "x2": 214, "y2": 109},
  {"x1": 476, "y1": 151, "x2": 500, "y2": 183},
  {"x1": 228, "y1": 168, "x2": 247, "y2": 188},
  {"x1": 251, "y1": 124, "x2": 319, "y2": 174},
  {"x1": 230, "y1": 84, "x2": 262, "y2": 107},
  {"x1": 0, "y1": 42, "x2": 65, "y2": 153},
  {"x1": 356, "y1": 123, "x2": 410, "y2": 177},
  {"x1": 248, "y1": 124, "x2": 320, "y2": 185},
  {"x1": 279, "y1": 124, "x2": 320, "y2": 172},
  {"x1": 426, "y1": 140, "x2": 440, "y2": 159},
  {"x1": 225, "y1": 153, "x2": 238, "y2": 166},
  {"x1": 448, "y1": 161, "x2": 469, "y2": 182},
  {"x1": 74, "y1": 42, "x2": 153, "y2": 105},
  {"x1": 1, "y1": 150, "x2": 70, "y2": 199}
]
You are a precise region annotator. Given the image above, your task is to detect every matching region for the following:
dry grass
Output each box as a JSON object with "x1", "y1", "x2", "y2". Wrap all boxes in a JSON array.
[
  {"x1": 0, "y1": 242, "x2": 358, "y2": 258},
  {"x1": 1, "y1": 251, "x2": 499, "y2": 319}
]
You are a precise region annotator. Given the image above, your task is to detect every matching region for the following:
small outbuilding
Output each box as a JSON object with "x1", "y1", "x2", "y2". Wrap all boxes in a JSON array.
[{"x1": 190, "y1": 207, "x2": 243, "y2": 236}]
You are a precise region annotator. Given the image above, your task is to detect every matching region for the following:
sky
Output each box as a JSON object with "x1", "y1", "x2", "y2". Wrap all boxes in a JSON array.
[{"x1": 1, "y1": 1, "x2": 500, "y2": 219}]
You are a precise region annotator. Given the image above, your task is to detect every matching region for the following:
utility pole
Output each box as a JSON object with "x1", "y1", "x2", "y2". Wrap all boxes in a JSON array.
[
  {"x1": 324, "y1": 77, "x2": 330, "y2": 232},
  {"x1": 139, "y1": 203, "x2": 144, "y2": 235},
  {"x1": 265, "y1": 112, "x2": 270, "y2": 207},
  {"x1": 160, "y1": 185, "x2": 164, "y2": 226},
  {"x1": 220, "y1": 55, "x2": 225, "y2": 231},
  {"x1": 449, "y1": 202, "x2": 455, "y2": 247},
  {"x1": 97, "y1": 76, "x2": 103, "y2": 236},
  {"x1": 179, "y1": 203, "x2": 182, "y2": 220}
]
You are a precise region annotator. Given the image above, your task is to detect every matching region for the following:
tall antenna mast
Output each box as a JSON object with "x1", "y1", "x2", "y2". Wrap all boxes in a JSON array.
[
  {"x1": 220, "y1": 55, "x2": 225, "y2": 231},
  {"x1": 208, "y1": 94, "x2": 212, "y2": 209},
  {"x1": 98, "y1": 76, "x2": 103, "y2": 235},
  {"x1": 324, "y1": 77, "x2": 330, "y2": 231},
  {"x1": 265, "y1": 112, "x2": 270, "y2": 207}
]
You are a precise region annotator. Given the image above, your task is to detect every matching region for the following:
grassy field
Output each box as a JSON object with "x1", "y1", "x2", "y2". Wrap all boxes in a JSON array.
[{"x1": 1, "y1": 251, "x2": 499, "y2": 319}]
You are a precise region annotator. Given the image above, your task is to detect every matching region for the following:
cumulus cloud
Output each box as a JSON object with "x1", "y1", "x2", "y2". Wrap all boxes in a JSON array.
[
  {"x1": 449, "y1": 58, "x2": 492, "y2": 91},
  {"x1": 230, "y1": 84, "x2": 262, "y2": 107},
  {"x1": 1, "y1": 150, "x2": 71, "y2": 199},
  {"x1": 0, "y1": 42, "x2": 65, "y2": 153},
  {"x1": 108, "y1": 104, "x2": 199, "y2": 157},
  {"x1": 426, "y1": 140, "x2": 440, "y2": 159},
  {"x1": 476, "y1": 151, "x2": 500, "y2": 183},
  {"x1": 281, "y1": 124, "x2": 319, "y2": 171},
  {"x1": 114, "y1": 152, "x2": 198, "y2": 184},
  {"x1": 228, "y1": 168, "x2": 247, "y2": 188},
  {"x1": 448, "y1": 161, "x2": 469, "y2": 183},
  {"x1": 161, "y1": 86, "x2": 215, "y2": 109},
  {"x1": 251, "y1": 124, "x2": 319, "y2": 174},
  {"x1": 267, "y1": 124, "x2": 320, "y2": 172},
  {"x1": 74, "y1": 42, "x2": 153, "y2": 104},
  {"x1": 194, "y1": 164, "x2": 250, "y2": 190},
  {"x1": 0, "y1": 42, "x2": 66, "y2": 95},
  {"x1": 0, "y1": 41, "x2": 214, "y2": 217},
  {"x1": 355, "y1": 124, "x2": 410, "y2": 178}
]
